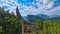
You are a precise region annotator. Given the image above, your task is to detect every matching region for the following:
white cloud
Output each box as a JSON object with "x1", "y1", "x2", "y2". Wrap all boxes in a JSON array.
[
  {"x1": 20, "y1": 1, "x2": 60, "y2": 16},
  {"x1": 36, "y1": 0, "x2": 55, "y2": 9},
  {"x1": 0, "y1": 0, "x2": 22, "y2": 13},
  {"x1": 0, "y1": 0, "x2": 60, "y2": 16},
  {"x1": 2, "y1": 3, "x2": 10, "y2": 7},
  {"x1": 45, "y1": 1, "x2": 54, "y2": 9},
  {"x1": 42, "y1": 0, "x2": 52, "y2": 4},
  {"x1": 49, "y1": 6, "x2": 60, "y2": 12}
]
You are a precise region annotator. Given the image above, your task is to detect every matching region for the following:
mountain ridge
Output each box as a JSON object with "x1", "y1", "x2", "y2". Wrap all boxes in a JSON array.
[{"x1": 23, "y1": 14, "x2": 60, "y2": 22}]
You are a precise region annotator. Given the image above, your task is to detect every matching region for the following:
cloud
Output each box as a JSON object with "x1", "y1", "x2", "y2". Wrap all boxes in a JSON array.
[
  {"x1": 20, "y1": 0, "x2": 60, "y2": 16},
  {"x1": 49, "y1": 6, "x2": 60, "y2": 12},
  {"x1": 0, "y1": 0, "x2": 60, "y2": 16},
  {"x1": 2, "y1": 3, "x2": 11, "y2": 7},
  {"x1": 42, "y1": 0, "x2": 52, "y2": 4},
  {"x1": 45, "y1": 1, "x2": 54, "y2": 9},
  {"x1": 0, "y1": 0, "x2": 21, "y2": 13}
]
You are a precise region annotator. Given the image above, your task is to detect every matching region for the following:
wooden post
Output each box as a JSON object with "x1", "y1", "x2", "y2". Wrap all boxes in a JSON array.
[{"x1": 21, "y1": 18, "x2": 24, "y2": 34}]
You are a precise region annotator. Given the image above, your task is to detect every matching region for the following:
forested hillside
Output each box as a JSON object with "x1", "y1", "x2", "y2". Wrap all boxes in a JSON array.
[
  {"x1": 0, "y1": 7, "x2": 60, "y2": 34},
  {"x1": 0, "y1": 7, "x2": 21, "y2": 34},
  {"x1": 29, "y1": 17, "x2": 60, "y2": 34}
]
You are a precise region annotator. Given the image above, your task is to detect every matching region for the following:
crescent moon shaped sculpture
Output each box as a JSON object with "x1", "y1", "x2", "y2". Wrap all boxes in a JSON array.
[
  {"x1": 16, "y1": 6, "x2": 32, "y2": 25},
  {"x1": 16, "y1": 6, "x2": 32, "y2": 34}
]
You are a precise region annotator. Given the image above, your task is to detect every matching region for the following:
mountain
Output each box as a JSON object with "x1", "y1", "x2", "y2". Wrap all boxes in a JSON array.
[
  {"x1": 23, "y1": 14, "x2": 49, "y2": 19},
  {"x1": 23, "y1": 14, "x2": 49, "y2": 22},
  {"x1": 36, "y1": 14, "x2": 49, "y2": 19},
  {"x1": 23, "y1": 14, "x2": 60, "y2": 22},
  {"x1": 49, "y1": 15, "x2": 60, "y2": 18},
  {"x1": 46, "y1": 17, "x2": 60, "y2": 22},
  {"x1": 25, "y1": 15, "x2": 43, "y2": 22}
]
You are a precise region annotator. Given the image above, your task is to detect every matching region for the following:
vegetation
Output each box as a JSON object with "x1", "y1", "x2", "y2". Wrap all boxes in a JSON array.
[
  {"x1": 0, "y1": 7, "x2": 21, "y2": 34},
  {"x1": 29, "y1": 18, "x2": 60, "y2": 34},
  {"x1": 0, "y1": 7, "x2": 60, "y2": 34}
]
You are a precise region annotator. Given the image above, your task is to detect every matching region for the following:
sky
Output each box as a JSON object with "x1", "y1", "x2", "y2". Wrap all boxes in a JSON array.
[{"x1": 0, "y1": 0, "x2": 60, "y2": 16}]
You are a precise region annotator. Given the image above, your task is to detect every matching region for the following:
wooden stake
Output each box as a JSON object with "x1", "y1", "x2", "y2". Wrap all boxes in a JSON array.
[{"x1": 21, "y1": 18, "x2": 24, "y2": 34}]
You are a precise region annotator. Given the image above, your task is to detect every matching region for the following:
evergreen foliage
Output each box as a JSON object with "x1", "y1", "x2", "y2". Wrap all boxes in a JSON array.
[{"x1": 0, "y1": 7, "x2": 21, "y2": 34}]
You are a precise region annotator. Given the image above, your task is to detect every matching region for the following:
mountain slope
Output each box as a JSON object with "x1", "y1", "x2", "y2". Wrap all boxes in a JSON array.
[
  {"x1": 45, "y1": 17, "x2": 60, "y2": 22},
  {"x1": 26, "y1": 15, "x2": 43, "y2": 22},
  {"x1": 36, "y1": 14, "x2": 49, "y2": 19},
  {"x1": 49, "y1": 15, "x2": 60, "y2": 18}
]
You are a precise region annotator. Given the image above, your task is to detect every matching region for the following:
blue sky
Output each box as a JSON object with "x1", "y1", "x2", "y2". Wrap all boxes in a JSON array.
[{"x1": 0, "y1": 0, "x2": 60, "y2": 16}]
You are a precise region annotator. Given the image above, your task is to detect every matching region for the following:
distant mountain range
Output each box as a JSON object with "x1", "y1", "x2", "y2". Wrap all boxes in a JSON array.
[
  {"x1": 26, "y1": 15, "x2": 43, "y2": 22},
  {"x1": 23, "y1": 14, "x2": 60, "y2": 22},
  {"x1": 36, "y1": 14, "x2": 49, "y2": 19},
  {"x1": 48, "y1": 15, "x2": 60, "y2": 18}
]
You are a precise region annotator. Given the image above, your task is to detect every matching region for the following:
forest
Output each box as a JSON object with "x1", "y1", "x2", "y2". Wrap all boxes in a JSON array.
[
  {"x1": 0, "y1": 7, "x2": 21, "y2": 34},
  {"x1": 0, "y1": 7, "x2": 60, "y2": 34}
]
